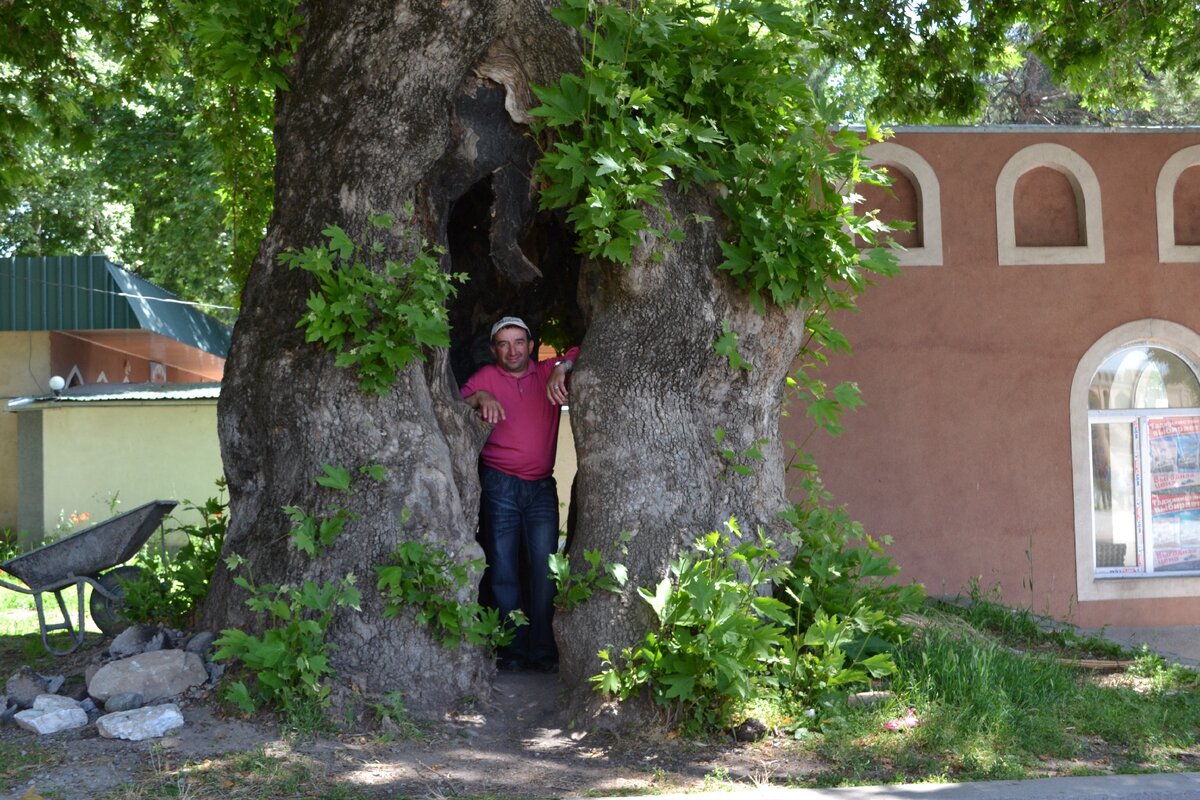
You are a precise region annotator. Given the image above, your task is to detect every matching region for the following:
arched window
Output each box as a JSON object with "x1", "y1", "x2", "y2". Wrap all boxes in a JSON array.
[{"x1": 1073, "y1": 321, "x2": 1200, "y2": 601}]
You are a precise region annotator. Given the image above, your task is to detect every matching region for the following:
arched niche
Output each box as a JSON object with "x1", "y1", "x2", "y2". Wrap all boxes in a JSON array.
[
  {"x1": 1156, "y1": 144, "x2": 1200, "y2": 263},
  {"x1": 996, "y1": 143, "x2": 1104, "y2": 266},
  {"x1": 862, "y1": 142, "x2": 943, "y2": 267}
]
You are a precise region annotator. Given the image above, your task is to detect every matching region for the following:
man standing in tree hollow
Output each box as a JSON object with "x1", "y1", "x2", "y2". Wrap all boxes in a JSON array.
[{"x1": 461, "y1": 316, "x2": 578, "y2": 672}]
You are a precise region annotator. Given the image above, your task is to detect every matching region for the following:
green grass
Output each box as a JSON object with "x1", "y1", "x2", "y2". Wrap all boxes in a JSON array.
[
  {"x1": 802, "y1": 597, "x2": 1200, "y2": 787},
  {"x1": 0, "y1": 577, "x2": 108, "y2": 675},
  {"x1": 0, "y1": 739, "x2": 62, "y2": 793}
]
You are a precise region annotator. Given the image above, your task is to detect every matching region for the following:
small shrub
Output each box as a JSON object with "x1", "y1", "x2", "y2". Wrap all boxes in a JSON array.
[
  {"x1": 214, "y1": 465, "x2": 371, "y2": 731},
  {"x1": 122, "y1": 479, "x2": 229, "y2": 627},
  {"x1": 549, "y1": 546, "x2": 629, "y2": 611},
  {"x1": 593, "y1": 519, "x2": 793, "y2": 733},
  {"x1": 215, "y1": 562, "x2": 361, "y2": 731},
  {"x1": 376, "y1": 540, "x2": 523, "y2": 649},
  {"x1": 775, "y1": 496, "x2": 925, "y2": 708},
  {"x1": 589, "y1": 503, "x2": 922, "y2": 734}
]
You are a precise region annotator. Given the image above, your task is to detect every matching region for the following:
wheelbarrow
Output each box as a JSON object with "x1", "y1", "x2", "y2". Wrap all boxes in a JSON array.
[{"x1": 0, "y1": 500, "x2": 177, "y2": 655}]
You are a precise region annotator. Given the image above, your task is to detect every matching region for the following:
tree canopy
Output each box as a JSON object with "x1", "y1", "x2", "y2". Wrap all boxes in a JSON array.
[
  {"x1": 4, "y1": 0, "x2": 1197, "y2": 309},
  {"x1": 0, "y1": 0, "x2": 296, "y2": 311},
  {"x1": 822, "y1": 0, "x2": 1200, "y2": 123}
]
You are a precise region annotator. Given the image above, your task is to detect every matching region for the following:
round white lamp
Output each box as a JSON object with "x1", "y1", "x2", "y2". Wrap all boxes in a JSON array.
[{"x1": 48, "y1": 375, "x2": 65, "y2": 395}]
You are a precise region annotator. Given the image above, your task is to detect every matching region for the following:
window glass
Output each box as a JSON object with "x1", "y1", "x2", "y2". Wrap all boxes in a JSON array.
[
  {"x1": 1091, "y1": 422, "x2": 1137, "y2": 570},
  {"x1": 1090, "y1": 347, "x2": 1200, "y2": 410}
]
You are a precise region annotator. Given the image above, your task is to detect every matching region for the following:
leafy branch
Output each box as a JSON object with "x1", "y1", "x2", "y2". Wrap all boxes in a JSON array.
[
  {"x1": 281, "y1": 210, "x2": 467, "y2": 395},
  {"x1": 531, "y1": 0, "x2": 899, "y2": 311}
]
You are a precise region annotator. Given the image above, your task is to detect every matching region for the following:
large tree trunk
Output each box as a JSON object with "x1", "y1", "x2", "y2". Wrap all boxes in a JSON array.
[
  {"x1": 203, "y1": 0, "x2": 578, "y2": 719},
  {"x1": 557, "y1": 190, "x2": 805, "y2": 706},
  {"x1": 204, "y1": 0, "x2": 803, "y2": 724}
]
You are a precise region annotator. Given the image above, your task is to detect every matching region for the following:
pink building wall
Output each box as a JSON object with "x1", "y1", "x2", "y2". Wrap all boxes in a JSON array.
[{"x1": 794, "y1": 128, "x2": 1200, "y2": 628}]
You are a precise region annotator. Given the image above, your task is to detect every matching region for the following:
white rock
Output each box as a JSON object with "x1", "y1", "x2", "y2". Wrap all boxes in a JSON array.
[
  {"x1": 87, "y1": 650, "x2": 208, "y2": 702},
  {"x1": 96, "y1": 703, "x2": 185, "y2": 741},
  {"x1": 14, "y1": 704, "x2": 88, "y2": 734},
  {"x1": 32, "y1": 694, "x2": 82, "y2": 711}
]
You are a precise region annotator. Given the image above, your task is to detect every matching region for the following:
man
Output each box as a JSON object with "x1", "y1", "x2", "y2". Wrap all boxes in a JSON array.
[{"x1": 461, "y1": 316, "x2": 578, "y2": 672}]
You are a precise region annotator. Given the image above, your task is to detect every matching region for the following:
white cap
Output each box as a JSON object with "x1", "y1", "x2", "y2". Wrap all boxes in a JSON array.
[{"x1": 490, "y1": 316, "x2": 531, "y2": 340}]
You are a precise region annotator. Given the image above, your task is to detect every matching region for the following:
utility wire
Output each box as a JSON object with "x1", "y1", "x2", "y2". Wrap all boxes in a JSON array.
[{"x1": 2, "y1": 272, "x2": 236, "y2": 312}]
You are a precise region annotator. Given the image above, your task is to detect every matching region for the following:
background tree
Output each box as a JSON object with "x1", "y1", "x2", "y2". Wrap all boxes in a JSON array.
[
  {"x1": 0, "y1": 0, "x2": 285, "y2": 312},
  {"x1": 823, "y1": 0, "x2": 1200, "y2": 123}
]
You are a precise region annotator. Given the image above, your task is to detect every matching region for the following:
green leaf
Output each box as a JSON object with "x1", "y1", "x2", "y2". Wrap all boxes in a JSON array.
[
  {"x1": 713, "y1": 320, "x2": 752, "y2": 372},
  {"x1": 323, "y1": 225, "x2": 354, "y2": 261},
  {"x1": 640, "y1": 578, "x2": 674, "y2": 622},
  {"x1": 316, "y1": 463, "x2": 352, "y2": 492}
]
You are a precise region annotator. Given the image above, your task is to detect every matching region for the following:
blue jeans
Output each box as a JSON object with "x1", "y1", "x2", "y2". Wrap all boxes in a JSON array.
[{"x1": 478, "y1": 465, "x2": 560, "y2": 664}]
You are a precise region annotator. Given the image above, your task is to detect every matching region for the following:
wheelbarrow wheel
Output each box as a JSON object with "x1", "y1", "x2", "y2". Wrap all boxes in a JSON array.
[{"x1": 89, "y1": 565, "x2": 146, "y2": 635}]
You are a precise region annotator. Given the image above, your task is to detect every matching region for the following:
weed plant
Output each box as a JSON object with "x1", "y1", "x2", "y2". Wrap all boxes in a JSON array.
[{"x1": 122, "y1": 480, "x2": 229, "y2": 628}]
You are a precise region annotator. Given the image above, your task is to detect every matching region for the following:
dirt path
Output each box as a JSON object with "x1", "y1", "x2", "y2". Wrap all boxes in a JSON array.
[{"x1": 4, "y1": 670, "x2": 820, "y2": 799}]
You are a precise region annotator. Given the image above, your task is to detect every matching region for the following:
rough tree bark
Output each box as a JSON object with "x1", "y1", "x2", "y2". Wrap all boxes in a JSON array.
[
  {"x1": 559, "y1": 191, "x2": 805, "y2": 704},
  {"x1": 202, "y1": 0, "x2": 579, "y2": 718},
  {"x1": 204, "y1": 0, "x2": 804, "y2": 722}
]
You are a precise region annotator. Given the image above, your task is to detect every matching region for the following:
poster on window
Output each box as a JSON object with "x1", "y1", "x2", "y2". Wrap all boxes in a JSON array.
[{"x1": 1148, "y1": 417, "x2": 1200, "y2": 571}]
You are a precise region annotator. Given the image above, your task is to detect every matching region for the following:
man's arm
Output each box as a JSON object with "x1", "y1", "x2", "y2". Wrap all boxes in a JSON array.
[
  {"x1": 464, "y1": 389, "x2": 505, "y2": 424},
  {"x1": 546, "y1": 347, "x2": 579, "y2": 405}
]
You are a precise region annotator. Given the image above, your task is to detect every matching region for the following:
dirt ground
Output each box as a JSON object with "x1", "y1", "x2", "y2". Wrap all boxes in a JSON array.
[
  {"x1": 2, "y1": 661, "x2": 822, "y2": 800},
  {"x1": 4, "y1": 631, "x2": 1191, "y2": 799}
]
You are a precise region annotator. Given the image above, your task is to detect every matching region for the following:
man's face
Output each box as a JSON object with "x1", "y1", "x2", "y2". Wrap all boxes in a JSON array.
[{"x1": 491, "y1": 326, "x2": 533, "y2": 375}]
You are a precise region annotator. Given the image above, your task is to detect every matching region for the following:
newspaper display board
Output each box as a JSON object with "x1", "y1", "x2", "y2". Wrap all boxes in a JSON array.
[{"x1": 1147, "y1": 417, "x2": 1200, "y2": 572}]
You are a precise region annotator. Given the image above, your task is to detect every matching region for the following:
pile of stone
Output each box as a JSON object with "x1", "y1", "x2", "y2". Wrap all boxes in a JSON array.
[{"x1": 1, "y1": 625, "x2": 223, "y2": 741}]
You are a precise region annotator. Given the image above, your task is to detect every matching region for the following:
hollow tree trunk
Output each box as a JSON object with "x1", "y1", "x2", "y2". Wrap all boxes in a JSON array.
[
  {"x1": 202, "y1": 0, "x2": 578, "y2": 719},
  {"x1": 203, "y1": 0, "x2": 803, "y2": 724},
  {"x1": 557, "y1": 188, "x2": 805, "y2": 707}
]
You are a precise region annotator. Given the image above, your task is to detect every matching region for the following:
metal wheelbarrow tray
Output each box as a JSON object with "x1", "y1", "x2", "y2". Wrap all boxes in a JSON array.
[{"x1": 0, "y1": 500, "x2": 177, "y2": 655}]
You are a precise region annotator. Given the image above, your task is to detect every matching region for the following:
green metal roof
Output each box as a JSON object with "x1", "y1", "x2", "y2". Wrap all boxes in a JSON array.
[{"x1": 0, "y1": 255, "x2": 231, "y2": 357}]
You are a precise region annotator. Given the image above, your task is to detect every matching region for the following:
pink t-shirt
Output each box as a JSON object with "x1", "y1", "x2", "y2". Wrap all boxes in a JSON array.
[{"x1": 460, "y1": 347, "x2": 579, "y2": 480}]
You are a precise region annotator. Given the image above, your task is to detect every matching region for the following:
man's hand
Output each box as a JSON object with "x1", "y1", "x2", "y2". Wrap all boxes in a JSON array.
[
  {"x1": 466, "y1": 390, "x2": 505, "y2": 424},
  {"x1": 547, "y1": 361, "x2": 572, "y2": 405}
]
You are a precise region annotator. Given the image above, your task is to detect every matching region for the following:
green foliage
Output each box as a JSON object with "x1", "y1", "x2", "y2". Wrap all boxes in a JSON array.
[
  {"x1": 177, "y1": 0, "x2": 302, "y2": 285},
  {"x1": 370, "y1": 691, "x2": 425, "y2": 740},
  {"x1": 549, "y1": 547, "x2": 629, "y2": 611},
  {"x1": 713, "y1": 320, "x2": 753, "y2": 373},
  {"x1": 589, "y1": 504, "x2": 920, "y2": 733},
  {"x1": 822, "y1": 0, "x2": 1200, "y2": 124},
  {"x1": 0, "y1": 531, "x2": 17, "y2": 563},
  {"x1": 531, "y1": 0, "x2": 898, "y2": 311},
  {"x1": 215, "y1": 569, "x2": 360, "y2": 730},
  {"x1": 766, "y1": 483, "x2": 923, "y2": 713},
  {"x1": 282, "y1": 212, "x2": 467, "y2": 395},
  {"x1": 713, "y1": 426, "x2": 767, "y2": 478},
  {"x1": 779, "y1": 501, "x2": 924, "y2": 662},
  {"x1": 213, "y1": 465, "x2": 365, "y2": 730},
  {"x1": 376, "y1": 541, "x2": 523, "y2": 650},
  {"x1": 593, "y1": 519, "x2": 792, "y2": 733},
  {"x1": 122, "y1": 479, "x2": 230, "y2": 628}
]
